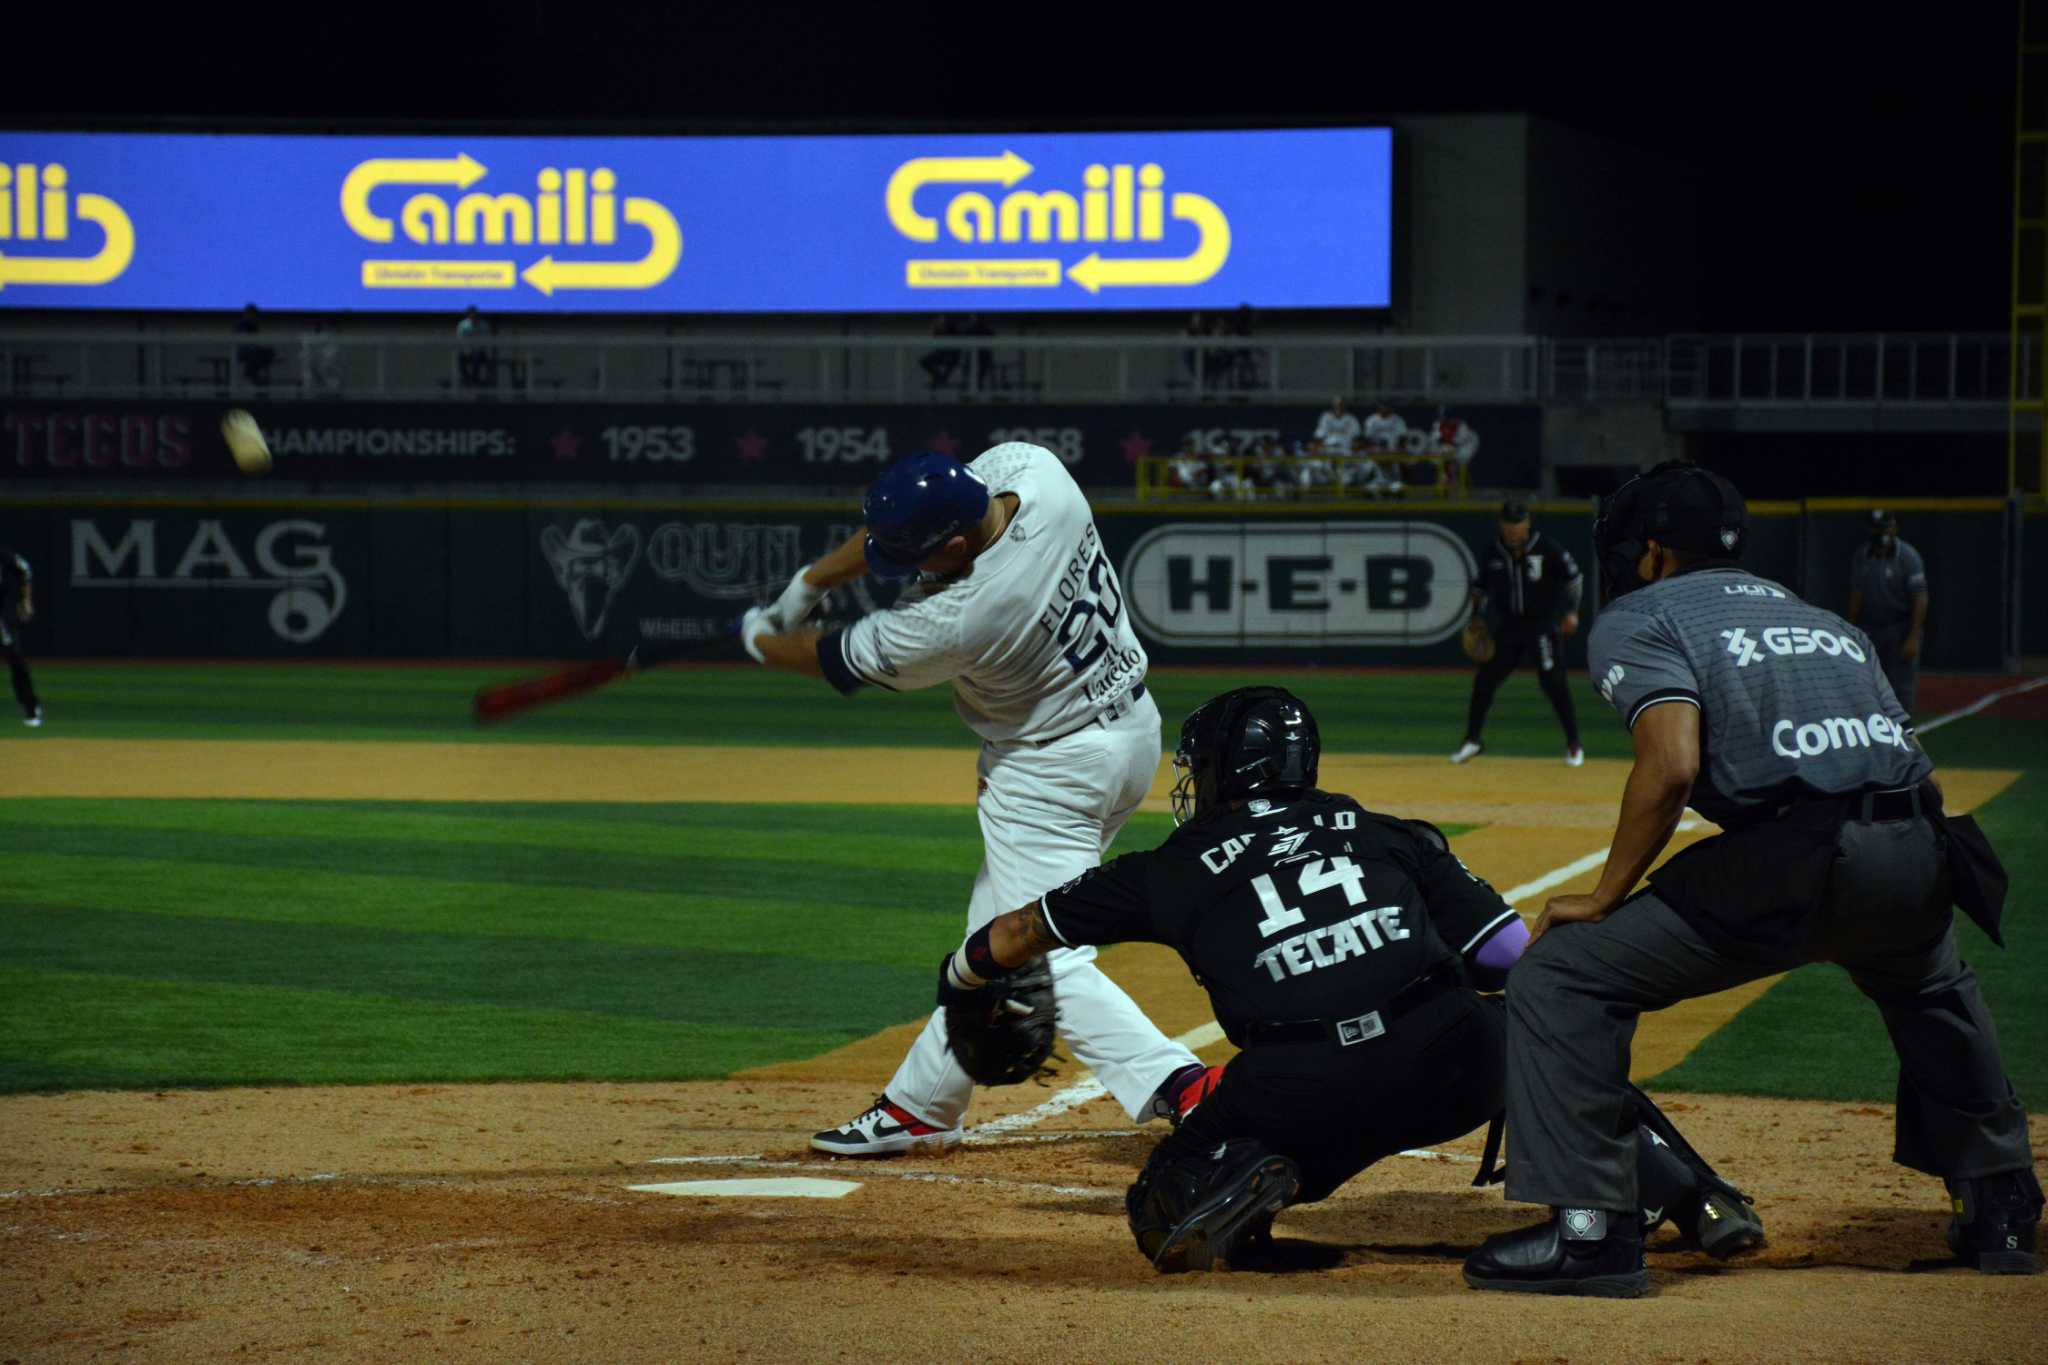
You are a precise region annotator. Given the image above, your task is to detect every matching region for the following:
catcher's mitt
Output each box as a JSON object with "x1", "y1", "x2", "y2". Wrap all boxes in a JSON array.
[
  {"x1": 1460, "y1": 617, "x2": 1496, "y2": 664},
  {"x1": 940, "y1": 954, "x2": 1058, "y2": 1086}
]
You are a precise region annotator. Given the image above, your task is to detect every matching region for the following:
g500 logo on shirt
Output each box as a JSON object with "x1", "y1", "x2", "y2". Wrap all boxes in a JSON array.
[
  {"x1": 886, "y1": 153, "x2": 1230, "y2": 294},
  {"x1": 1722, "y1": 625, "x2": 1868, "y2": 668}
]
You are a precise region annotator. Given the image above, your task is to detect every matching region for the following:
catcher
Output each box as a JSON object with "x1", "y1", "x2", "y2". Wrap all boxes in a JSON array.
[{"x1": 940, "y1": 686, "x2": 1762, "y2": 1277}]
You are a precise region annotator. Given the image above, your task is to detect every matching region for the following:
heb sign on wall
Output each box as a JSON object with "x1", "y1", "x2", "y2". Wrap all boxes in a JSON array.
[
  {"x1": 0, "y1": 129, "x2": 1390, "y2": 313},
  {"x1": 5, "y1": 400, "x2": 1542, "y2": 489},
  {"x1": 1121, "y1": 522, "x2": 1476, "y2": 646}
]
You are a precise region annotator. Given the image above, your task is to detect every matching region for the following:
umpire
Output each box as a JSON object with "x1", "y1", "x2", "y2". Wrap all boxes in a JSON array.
[
  {"x1": 0, "y1": 545, "x2": 41, "y2": 727},
  {"x1": 1466, "y1": 462, "x2": 2039, "y2": 1298},
  {"x1": 1452, "y1": 498, "x2": 1585, "y2": 767},
  {"x1": 944, "y1": 686, "x2": 1760, "y2": 1275},
  {"x1": 1847, "y1": 508, "x2": 1929, "y2": 715}
]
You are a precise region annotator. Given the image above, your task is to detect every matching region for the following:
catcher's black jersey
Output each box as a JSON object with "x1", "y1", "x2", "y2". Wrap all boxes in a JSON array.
[
  {"x1": 1040, "y1": 790, "x2": 1519, "y2": 1046},
  {"x1": 1477, "y1": 531, "x2": 1581, "y2": 629}
]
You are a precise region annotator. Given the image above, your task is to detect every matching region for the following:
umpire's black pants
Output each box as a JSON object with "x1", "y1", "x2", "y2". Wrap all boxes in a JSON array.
[
  {"x1": 1465, "y1": 622, "x2": 1579, "y2": 749},
  {"x1": 1174, "y1": 988, "x2": 1504, "y2": 1204},
  {"x1": 1502, "y1": 814, "x2": 2033, "y2": 1213}
]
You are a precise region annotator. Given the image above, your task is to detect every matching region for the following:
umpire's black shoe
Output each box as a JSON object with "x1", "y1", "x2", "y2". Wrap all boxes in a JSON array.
[
  {"x1": 1149, "y1": 1152, "x2": 1301, "y2": 1273},
  {"x1": 1464, "y1": 1208, "x2": 1650, "y2": 1298},
  {"x1": 1946, "y1": 1169, "x2": 2044, "y2": 1275}
]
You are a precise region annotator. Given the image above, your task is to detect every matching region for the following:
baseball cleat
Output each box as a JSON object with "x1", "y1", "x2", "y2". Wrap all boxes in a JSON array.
[
  {"x1": 1687, "y1": 1190, "x2": 1766, "y2": 1259},
  {"x1": 1564, "y1": 746, "x2": 1585, "y2": 767},
  {"x1": 1449, "y1": 740, "x2": 1484, "y2": 765},
  {"x1": 1150, "y1": 1153, "x2": 1300, "y2": 1272},
  {"x1": 810, "y1": 1096, "x2": 962, "y2": 1158},
  {"x1": 1464, "y1": 1208, "x2": 1650, "y2": 1298},
  {"x1": 23, "y1": 707, "x2": 42, "y2": 728}
]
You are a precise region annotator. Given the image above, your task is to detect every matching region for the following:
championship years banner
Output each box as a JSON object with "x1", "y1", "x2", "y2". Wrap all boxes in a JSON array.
[
  {"x1": 3, "y1": 400, "x2": 1544, "y2": 491},
  {"x1": 0, "y1": 129, "x2": 1390, "y2": 313},
  {"x1": 0, "y1": 503, "x2": 1598, "y2": 666}
]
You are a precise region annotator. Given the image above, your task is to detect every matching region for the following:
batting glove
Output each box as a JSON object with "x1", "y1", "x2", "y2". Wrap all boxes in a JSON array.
[
  {"x1": 739, "y1": 606, "x2": 773, "y2": 664},
  {"x1": 763, "y1": 564, "x2": 829, "y2": 631}
]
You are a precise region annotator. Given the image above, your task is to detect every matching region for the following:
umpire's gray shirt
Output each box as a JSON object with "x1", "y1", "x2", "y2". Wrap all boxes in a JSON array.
[
  {"x1": 1589, "y1": 565, "x2": 1930, "y2": 828},
  {"x1": 1849, "y1": 539, "x2": 1927, "y2": 628}
]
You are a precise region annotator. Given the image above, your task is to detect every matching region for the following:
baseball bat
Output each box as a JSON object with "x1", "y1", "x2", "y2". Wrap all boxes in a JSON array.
[{"x1": 471, "y1": 632, "x2": 736, "y2": 725}]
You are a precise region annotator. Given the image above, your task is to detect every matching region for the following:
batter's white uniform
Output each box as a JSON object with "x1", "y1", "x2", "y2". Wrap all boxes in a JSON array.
[{"x1": 818, "y1": 442, "x2": 1198, "y2": 1129}]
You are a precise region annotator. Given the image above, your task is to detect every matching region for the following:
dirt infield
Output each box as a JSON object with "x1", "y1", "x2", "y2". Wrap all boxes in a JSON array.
[
  {"x1": 4, "y1": 1082, "x2": 2043, "y2": 1362},
  {"x1": 1, "y1": 743, "x2": 2040, "y2": 1362}
]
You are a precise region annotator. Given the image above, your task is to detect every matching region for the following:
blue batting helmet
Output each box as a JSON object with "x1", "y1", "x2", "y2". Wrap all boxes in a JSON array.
[{"x1": 862, "y1": 451, "x2": 991, "y2": 579}]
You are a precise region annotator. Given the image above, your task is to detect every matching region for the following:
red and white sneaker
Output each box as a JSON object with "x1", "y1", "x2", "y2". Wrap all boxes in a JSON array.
[{"x1": 810, "y1": 1096, "x2": 962, "y2": 1157}]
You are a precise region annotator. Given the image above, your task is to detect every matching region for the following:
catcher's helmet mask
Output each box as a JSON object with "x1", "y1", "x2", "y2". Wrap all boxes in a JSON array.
[
  {"x1": 863, "y1": 450, "x2": 993, "y2": 579},
  {"x1": 1594, "y1": 460, "x2": 1748, "y2": 605},
  {"x1": 1172, "y1": 686, "x2": 1322, "y2": 825}
]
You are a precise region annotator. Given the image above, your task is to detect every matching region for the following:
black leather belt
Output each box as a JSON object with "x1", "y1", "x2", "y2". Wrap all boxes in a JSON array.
[
  {"x1": 1852, "y1": 784, "x2": 1923, "y2": 823},
  {"x1": 1033, "y1": 683, "x2": 1146, "y2": 747},
  {"x1": 1241, "y1": 965, "x2": 1461, "y2": 1048}
]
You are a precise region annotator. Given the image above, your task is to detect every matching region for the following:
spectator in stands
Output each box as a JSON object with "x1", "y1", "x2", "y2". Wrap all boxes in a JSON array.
[
  {"x1": 920, "y1": 314, "x2": 964, "y2": 391},
  {"x1": 1847, "y1": 509, "x2": 1930, "y2": 715},
  {"x1": 1363, "y1": 400, "x2": 1407, "y2": 452},
  {"x1": 1169, "y1": 433, "x2": 1213, "y2": 492},
  {"x1": 233, "y1": 304, "x2": 275, "y2": 388},
  {"x1": 1218, "y1": 304, "x2": 1258, "y2": 388},
  {"x1": 1181, "y1": 312, "x2": 1213, "y2": 386},
  {"x1": 457, "y1": 306, "x2": 496, "y2": 388},
  {"x1": 1314, "y1": 396, "x2": 1361, "y2": 458},
  {"x1": 1434, "y1": 409, "x2": 1482, "y2": 490},
  {"x1": 962, "y1": 314, "x2": 997, "y2": 387},
  {"x1": 1250, "y1": 434, "x2": 1288, "y2": 497},
  {"x1": 300, "y1": 322, "x2": 340, "y2": 392}
]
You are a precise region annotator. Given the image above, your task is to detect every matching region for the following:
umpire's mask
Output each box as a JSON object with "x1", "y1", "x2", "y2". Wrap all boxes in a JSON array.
[
  {"x1": 1171, "y1": 687, "x2": 1321, "y2": 825},
  {"x1": 1593, "y1": 461, "x2": 1748, "y2": 604}
]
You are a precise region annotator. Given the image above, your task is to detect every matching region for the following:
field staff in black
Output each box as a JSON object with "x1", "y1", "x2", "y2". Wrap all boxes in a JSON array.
[
  {"x1": 1467, "y1": 462, "x2": 2040, "y2": 1299},
  {"x1": 1451, "y1": 499, "x2": 1585, "y2": 766},
  {"x1": 943, "y1": 686, "x2": 1762, "y2": 1273},
  {"x1": 0, "y1": 545, "x2": 42, "y2": 728}
]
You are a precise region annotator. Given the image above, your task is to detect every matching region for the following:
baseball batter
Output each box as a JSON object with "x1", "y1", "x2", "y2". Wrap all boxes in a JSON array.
[{"x1": 740, "y1": 445, "x2": 1205, "y2": 1154}]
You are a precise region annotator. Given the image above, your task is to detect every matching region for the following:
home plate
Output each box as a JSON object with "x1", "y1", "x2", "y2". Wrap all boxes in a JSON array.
[{"x1": 627, "y1": 1178, "x2": 862, "y2": 1199}]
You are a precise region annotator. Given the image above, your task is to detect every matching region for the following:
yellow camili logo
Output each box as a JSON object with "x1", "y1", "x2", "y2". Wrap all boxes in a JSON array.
[
  {"x1": 340, "y1": 155, "x2": 682, "y2": 295},
  {"x1": 884, "y1": 151, "x2": 1230, "y2": 293},
  {"x1": 0, "y1": 164, "x2": 134, "y2": 290}
]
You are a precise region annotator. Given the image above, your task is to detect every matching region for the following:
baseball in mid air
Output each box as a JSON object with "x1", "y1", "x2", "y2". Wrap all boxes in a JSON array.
[{"x1": 221, "y1": 409, "x2": 272, "y2": 474}]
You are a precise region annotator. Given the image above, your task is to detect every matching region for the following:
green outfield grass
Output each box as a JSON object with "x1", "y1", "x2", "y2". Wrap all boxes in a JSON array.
[
  {"x1": 1, "y1": 663, "x2": 2041, "y2": 1104},
  {"x1": 24, "y1": 661, "x2": 1633, "y2": 759}
]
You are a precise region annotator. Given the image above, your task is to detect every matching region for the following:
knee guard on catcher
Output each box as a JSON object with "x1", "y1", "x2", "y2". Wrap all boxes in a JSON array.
[
  {"x1": 1630, "y1": 1084, "x2": 1765, "y2": 1259},
  {"x1": 1127, "y1": 1136, "x2": 1300, "y2": 1271}
]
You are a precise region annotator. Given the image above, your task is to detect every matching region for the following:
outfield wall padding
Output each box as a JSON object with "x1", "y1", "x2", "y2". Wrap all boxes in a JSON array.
[{"x1": 0, "y1": 499, "x2": 2022, "y2": 670}]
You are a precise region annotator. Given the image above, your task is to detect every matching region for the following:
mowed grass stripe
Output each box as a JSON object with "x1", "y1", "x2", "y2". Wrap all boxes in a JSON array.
[
  {"x1": 0, "y1": 970, "x2": 851, "y2": 1092},
  {"x1": 6, "y1": 855, "x2": 964, "y2": 962},
  {"x1": 22, "y1": 663, "x2": 1635, "y2": 758},
  {"x1": 7, "y1": 904, "x2": 930, "y2": 1031}
]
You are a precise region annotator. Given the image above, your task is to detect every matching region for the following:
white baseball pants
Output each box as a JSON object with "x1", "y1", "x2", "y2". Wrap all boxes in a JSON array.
[{"x1": 885, "y1": 691, "x2": 1199, "y2": 1129}]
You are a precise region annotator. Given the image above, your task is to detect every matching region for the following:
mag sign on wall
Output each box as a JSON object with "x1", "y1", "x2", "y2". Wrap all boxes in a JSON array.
[{"x1": 0, "y1": 128, "x2": 1390, "y2": 313}]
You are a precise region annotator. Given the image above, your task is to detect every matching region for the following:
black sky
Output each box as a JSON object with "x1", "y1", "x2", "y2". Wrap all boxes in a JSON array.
[{"x1": 5, "y1": 2, "x2": 2018, "y2": 332}]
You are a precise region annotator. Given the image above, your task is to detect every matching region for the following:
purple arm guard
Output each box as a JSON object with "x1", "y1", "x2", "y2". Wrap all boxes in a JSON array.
[{"x1": 1468, "y1": 916, "x2": 1531, "y2": 991}]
